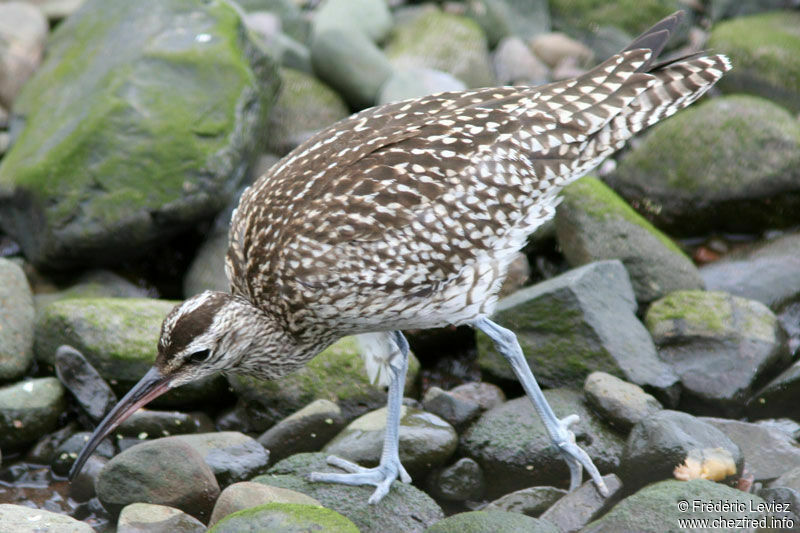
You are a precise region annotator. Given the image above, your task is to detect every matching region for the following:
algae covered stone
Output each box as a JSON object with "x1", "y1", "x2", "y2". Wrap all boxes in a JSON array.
[
  {"x1": 555, "y1": 177, "x2": 702, "y2": 304},
  {"x1": 426, "y1": 510, "x2": 559, "y2": 533},
  {"x1": 227, "y1": 335, "x2": 420, "y2": 432},
  {"x1": 607, "y1": 95, "x2": 800, "y2": 235},
  {"x1": 0, "y1": 0, "x2": 279, "y2": 269},
  {"x1": 209, "y1": 503, "x2": 358, "y2": 533},
  {"x1": 708, "y1": 11, "x2": 800, "y2": 113}
]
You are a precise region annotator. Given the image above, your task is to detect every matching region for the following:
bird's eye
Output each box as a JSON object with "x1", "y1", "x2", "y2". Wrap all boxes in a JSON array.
[{"x1": 188, "y1": 349, "x2": 211, "y2": 364}]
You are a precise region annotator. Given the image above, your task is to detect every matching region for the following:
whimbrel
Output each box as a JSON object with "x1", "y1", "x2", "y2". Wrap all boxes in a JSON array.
[{"x1": 70, "y1": 12, "x2": 730, "y2": 503}]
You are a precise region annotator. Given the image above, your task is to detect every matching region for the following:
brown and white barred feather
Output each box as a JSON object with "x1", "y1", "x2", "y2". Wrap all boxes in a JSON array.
[{"x1": 225, "y1": 12, "x2": 731, "y2": 378}]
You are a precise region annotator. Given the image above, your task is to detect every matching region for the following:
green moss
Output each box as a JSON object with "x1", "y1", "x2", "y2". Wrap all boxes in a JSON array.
[
  {"x1": 562, "y1": 177, "x2": 685, "y2": 256},
  {"x1": 209, "y1": 502, "x2": 358, "y2": 533},
  {"x1": 708, "y1": 12, "x2": 800, "y2": 108},
  {"x1": 645, "y1": 290, "x2": 731, "y2": 335},
  {"x1": 550, "y1": 0, "x2": 680, "y2": 37}
]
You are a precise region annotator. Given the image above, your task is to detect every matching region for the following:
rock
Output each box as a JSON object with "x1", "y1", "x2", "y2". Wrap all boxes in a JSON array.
[
  {"x1": 313, "y1": 0, "x2": 392, "y2": 44},
  {"x1": 227, "y1": 336, "x2": 420, "y2": 433},
  {"x1": 620, "y1": 410, "x2": 742, "y2": 492},
  {"x1": 461, "y1": 390, "x2": 625, "y2": 497},
  {"x1": 54, "y1": 345, "x2": 117, "y2": 423},
  {"x1": 51, "y1": 431, "x2": 114, "y2": 477},
  {"x1": 449, "y1": 381, "x2": 506, "y2": 412},
  {"x1": 323, "y1": 405, "x2": 457, "y2": 478},
  {"x1": 700, "y1": 232, "x2": 800, "y2": 311},
  {"x1": 311, "y1": 28, "x2": 393, "y2": 109},
  {"x1": 386, "y1": 7, "x2": 494, "y2": 89},
  {"x1": 428, "y1": 457, "x2": 485, "y2": 501},
  {"x1": 170, "y1": 432, "x2": 270, "y2": 487},
  {"x1": 0, "y1": 258, "x2": 34, "y2": 381},
  {"x1": 96, "y1": 438, "x2": 220, "y2": 520},
  {"x1": 492, "y1": 36, "x2": 550, "y2": 86},
  {"x1": 266, "y1": 67, "x2": 349, "y2": 155},
  {"x1": 771, "y1": 466, "x2": 800, "y2": 491},
  {"x1": 209, "y1": 502, "x2": 358, "y2": 533},
  {"x1": 117, "y1": 502, "x2": 206, "y2": 533},
  {"x1": 701, "y1": 417, "x2": 800, "y2": 483},
  {"x1": 239, "y1": 0, "x2": 309, "y2": 43},
  {"x1": 0, "y1": 503, "x2": 94, "y2": 533},
  {"x1": 378, "y1": 68, "x2": 466, "y2": 105},
  {"x1": 255, "y1": 452, "x2": 444, "y2": 532},
  {"x1": 498, "y1": 252, "x2": 530, "y2": 298},
  {"x1": 0, "y1": 0, "x2": 280, "y2": 270},
  {"x1": 555, "y1": 177, "x2": 703, "y2": 305},
  {"x1": 115, "y1": 409, "x2": 213, "y2": 440},
  {"x1": 539, "y1": 474, "x2": 622, "y2": 532},
  {"x1": 645, "y1": 290, "x2": 789, "y2": 416},
  {"x1": 607, "y1": 95, "x2": 800, "y2": 236},
  {"x1": 748, "y1": 359, "x2": 800, "y2": 420},
  {"x1": 582, "y1": 479, "x2": 767, "y2": 533},
  {"x1": 34, "y1": 297, "x2": 228, "y2": 407},
  {"x1": 426, "y1": 510, "x2": 559, "y2": 533},
  {"x1": 530, "y1": 32, "x2": 593, "y2": 69},
  {"x1": 466, "y1": 0, "x2": 551, "y2": 47},
  {"x1": 209, "y1": 481, "x2": 321, "y2": 526},
  {"x1": 257, "y1": 398, "x2": 346, "y2": 464},
  {"x1": 17, "y1": 0, "x2": 85, "y2": 21},
  {"x1": 756, "y1": 486, "x2": 800, "y2": 527},
  {"x1": 0, "y1": 2, "x2": 48, "y2": 108},
  {"x1": 477, "y1": 260, "x2": 679, "y2": 405},
  {"x1": 67, "y1": 454, "x2": 107, "y2": 503},
  {"x1": 250, "y1": 26, "x2": 312, "y2": 74},
  {"x1": 0, "y1": 377, "x2": 65, "y2": 450},
  {"x1": 709, "y1": 11, "x2": 800, "y2": 113},
  {"x1": 584, "y1": 372, "x2": 662, "y2": 431},
  {"x1": 484, "y1": 485, "x2": 567, "y2": 516},
  {"x1": 34, "y1": 270, "x2": 150, "y2": 310},
  {"x1": 421, "y1": 386, "x2": 481, "y2": 431},
  {"x1": 710, "y1": 0, "x2": 800, "y2": 21}
]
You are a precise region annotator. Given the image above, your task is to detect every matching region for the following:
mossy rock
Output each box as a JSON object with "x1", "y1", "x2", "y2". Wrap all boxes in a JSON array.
[
  {"x1": 465, "y1": 0, "x2": 551, "y2": 47},
  {"x1": 0, "y1": 0, "x2": 280, "y2": 270},
  {"x1": 228, "y1": 336, "x2": 420, "y2": 432},
  {"x1": 209, "y1": 502, "x2": 357, "y2": 533},
  {"x1": 386, "y1": 7, "x2": 495, "y2": 88},
  {"x1": 426, "y1": 510, "x2": 559, "y2": 533},
  {"x1": 0, "y1": 377, "x2": 66, "y2": 450},
  {"x1": 607, "y1": 95, "x2": 800, "y2": 236},
  {"x1": 708, "y1": 11, "x2": 800, "y2": 113},
  {"x1": 265, "y1": 67, "x2": 349, "y2": 155},
  {"x1": 33, "y1": 297, "x2": 227, "y2": 406},
  {"x1": 556, "y1": 177, "x2": 702, "y2": 304}
]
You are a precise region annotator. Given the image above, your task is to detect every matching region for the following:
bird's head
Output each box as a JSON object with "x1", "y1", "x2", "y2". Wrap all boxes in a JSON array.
[{"x1": 68, "y1": 290, "x2": 273, "y2": 480}]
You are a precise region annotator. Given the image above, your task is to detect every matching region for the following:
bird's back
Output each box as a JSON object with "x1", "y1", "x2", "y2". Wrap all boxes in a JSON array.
[{"x1": 226, "y1": 12, "x2": 730, "y2": 335}]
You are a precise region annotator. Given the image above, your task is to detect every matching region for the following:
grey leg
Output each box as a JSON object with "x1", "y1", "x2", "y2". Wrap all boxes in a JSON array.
[
  {"x1": 309, "y1": 330, "x2": 412, "y2": 504},
  {"x1": 474, "y1": 316, "x2": 609, "y2": 496}
]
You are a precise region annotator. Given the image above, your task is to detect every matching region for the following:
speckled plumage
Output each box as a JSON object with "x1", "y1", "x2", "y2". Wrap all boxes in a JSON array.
[{"x1": 225, "y1": 40, "x2": 731, "y2": 368}]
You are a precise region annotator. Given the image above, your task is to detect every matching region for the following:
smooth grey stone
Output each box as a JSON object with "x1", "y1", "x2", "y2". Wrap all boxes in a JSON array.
[
  {"x1": 484, "y1": 486, "x2": 567, "y2": 516},
  {"x1": 171, "y1": 432, "x2": 270, "y2": 487},
  {"x1": 257, "y1": 398, "x2": 345, "y2": 464},
  {"x1": 426, "y1": 510, "x2": 559, "y2": 533},
  {"x1": 0, "y1": 377, "x2": 65, "y2": 450},
  {"x1": 428, "y1": 457, "x2": 485, "y2": 501},
  {"x1": 584, "y1": 371, "x2": 662, "y2": 431},
  {"x1": 378, "y1": 67, "x2": 466, "y2": 105},
  {"x1": 539, "y1": 474, "x2": 622, "y2": 532},
  {"x1": 55, "y1": 345, "x2": 117, "y2": 423},
  {"x1": 421, "y1": 386, "x2": 481, "y2": 431},
  {"x1": 117, "y1": 502, "x2": 206, "y2": 533},
  {"x1": 0, "y1": 258, "x2": 34, "y2": 381},
  {"x1": 0, "y1": 503, "x2": 94, "y2": 532}
]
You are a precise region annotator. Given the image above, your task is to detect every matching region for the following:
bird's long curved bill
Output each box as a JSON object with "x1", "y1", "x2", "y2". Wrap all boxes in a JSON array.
[{"x1": 68, "y1": 366, "x2": 172, "y2": 480}]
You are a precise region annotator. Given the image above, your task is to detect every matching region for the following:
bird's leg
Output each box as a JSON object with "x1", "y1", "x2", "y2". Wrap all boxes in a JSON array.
[
  {"x1": 474, "y1": 316, "x2": 609, "y2": 496},
  {"x1": 309, "y1": 330, "x2": 412, "y2": 504}
]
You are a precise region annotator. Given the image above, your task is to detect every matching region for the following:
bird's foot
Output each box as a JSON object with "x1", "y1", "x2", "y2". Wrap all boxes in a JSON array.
[
  {"x1": 308, "y1": 454, "x2": 412, "y2": 504},
  {"x1": 554, "y1": 414, "x2": 609, "y2": 497}
]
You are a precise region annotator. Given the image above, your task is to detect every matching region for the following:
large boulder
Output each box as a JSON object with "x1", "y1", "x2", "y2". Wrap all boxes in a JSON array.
[
  {"x1": 606, "y1": 95, "x2": 800, "y2": 236},
  {"x1": 0, "y1": 0, "x2": 280, "y2": 270},
  {"x1": 0, "y1": 258, "x2": 35, "y2": 381}
]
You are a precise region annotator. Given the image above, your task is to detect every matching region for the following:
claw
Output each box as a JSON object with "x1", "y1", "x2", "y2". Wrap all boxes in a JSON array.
[
  {"x1": 309, "y1": 454, "x2": 412, "y2": 504},
  {"x1": 554, "y1": 414, "x2": 609, "y2": 497}
]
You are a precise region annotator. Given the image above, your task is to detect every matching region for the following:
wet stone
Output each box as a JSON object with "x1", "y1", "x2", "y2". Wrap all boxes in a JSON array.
[
  {"x1": 426, "y1": 510, "x2": 560, "y2": 533},
  {"x1": 0, "y1": 503, "x2": 94, "y2": 533},
  {"x1": 421, "y1": 386, "x2": 481, "y2": 431},
  {"x1": 620, "y1": 410, "x2": 743, "y2": 493},
  {"x1": 701, "y1": 417, "x2": 800, "y2": 483},
  {"x1": 0, "y1": 258, "x2": 35, "y2": 381},
  {"x1": 461, "y1": 390, "x2": 625, "y2": 498},
  {"x1": 209, "y1": 481, "x2": 321, "y2": 526},
  {"x1": 117, "y1": 502, "x2": 205, "y2": 533},
  {"x1": 584, "y1": 371, "x2": 663, "y2": 431},
  {"x1": 323, "y1": 405, "x2": 457, "y2": 478},
  {"x1": 477, "y1": 260, "x2": 679, "y2": 405},
  {"x1": 646, "y1": 290, "x2": 789, "y2": 417},
  {"x1": 209, "y1": 502, "x2": 359, "y2": 533},
  {"x1": 96, "y1": 438, "x2": 220, "y2": 521},
  {"x1": 484, "y1": 486, "x2": 567, "y2": 517},
  {"x1": 54, "y1": 345, "x2": 117, "y2": 423},
  {"x1": 116, "y1": 409, "x2": 214, "y2": 440},
  {"x1": 257, "y1": 398, "x2": 345, "y2": 465},
  {"x1": 68, "y1": 454, "x2": 107, "y2": 503},
  {"x1": 427, "y1": 457, "x2": 485, "y2": 502},
  {"x1": 539, "y1": 474, "x2": 622, "y2": 533},
  {"x1": 748, "y1": 359, "x2": 800, "y2": 420},
  {"x1": 0, "y1": 377, "x2": 66, "y2": 450},
  {"x1": 25, "y1": 421, "x2": 77, "y2": 464},
  {"x1": 256, "y1": 452, "x2": 444, "y2": 533},
  {"x1": 51, "y1": 431, "x2": 114, "y2": 477},
  {"x1": 170, "y1": 432, "x2": 270, "y2": 487}
]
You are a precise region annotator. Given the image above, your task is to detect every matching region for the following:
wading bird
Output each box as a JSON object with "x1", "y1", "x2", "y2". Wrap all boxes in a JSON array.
[{"x1": 70, "y1": 11, "x2": 730, "y2": 504}]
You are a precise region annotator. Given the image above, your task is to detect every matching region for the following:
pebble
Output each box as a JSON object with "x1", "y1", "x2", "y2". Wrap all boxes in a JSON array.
[
  {"x1": 117, "y1": 502, "x2": 206, "y2": 533},
  {"x1": 584, "y1": 372, "x2": 662, "y2": 431},
  {"x1": 539, "y1": 474, "x2": 622, "y2": 533},
  {"x1": 209, "y1": 481, "x2": 321, "y2": 526},
  {"x1": 0, "y1": 2, "x2": 48, "y2": 107},
  {"x1": 0, "y1": 258, "x2": 35, "y2": 381},
  {"x1": 484, "y1": 485, "x2": 567, "y2": 516},
  {"x1": 427, "y1": 457, "x2": 485, "y2": 501},
  {"x1": 257, "y1": 398, "x2": 345, "y2": 464}
]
